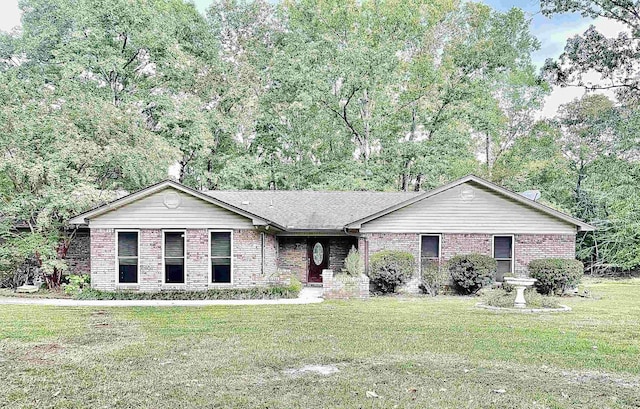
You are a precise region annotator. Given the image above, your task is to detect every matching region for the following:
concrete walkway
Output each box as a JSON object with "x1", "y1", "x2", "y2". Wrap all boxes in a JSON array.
[{"x1": 0, "y1": 287, "x2": 324, "y2": 307}]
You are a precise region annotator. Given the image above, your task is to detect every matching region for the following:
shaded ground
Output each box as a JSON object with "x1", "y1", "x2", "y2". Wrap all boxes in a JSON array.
[{"x1": 1, "y1": 279, "x2": 639, "y2": 408}]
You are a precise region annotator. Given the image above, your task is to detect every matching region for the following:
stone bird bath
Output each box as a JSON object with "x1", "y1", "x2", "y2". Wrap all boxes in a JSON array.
[{"x1": 503, "y1": 277, "x2": 537, "y2": 308}]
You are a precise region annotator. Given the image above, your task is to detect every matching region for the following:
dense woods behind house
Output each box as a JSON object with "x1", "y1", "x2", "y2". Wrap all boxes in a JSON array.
[{"x1": 0, "y1": 0, "x2": 638, "y2": 283}]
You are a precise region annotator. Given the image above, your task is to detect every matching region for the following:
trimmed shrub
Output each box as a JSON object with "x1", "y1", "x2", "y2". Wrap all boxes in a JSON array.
[
  {"x1": 419, "y1": 260, "x2": 448, "y2": 296},
  {"x1": 342, "y1": 246, "x2": 364, "y2": 277},
  {"x1": 528, "y1": 258, "x2": 584, "y2": 295},
  {"x1": 75, "y1": 281, "x2": 302, "y2": 301},
  {"x1": 368, "y1": 250, "x2": 415, "y2": 293},
  {"x1": 448, "y1": 254, "x2": 496, "y2": 295}
]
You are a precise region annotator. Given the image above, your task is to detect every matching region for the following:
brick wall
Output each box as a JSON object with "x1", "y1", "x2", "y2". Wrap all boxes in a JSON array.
[
  {"x1": 361, "y1": 232, "x2": 577, "y2": 280},
  {"x1": 441, "y1": 234, "x2": 492, "y2": 261},
  {"x1": 322, "y1": 269, "x2": 369, "y2": 300},
  {"x1": 277, "y1": 237, "x2": 307, "y2": 283},
  {"x1": 139, "y1": 229, "x2": 163, "y2": 291},
  {"x1": 328, "y1": 237, "x2": 358, "y2": 272},
  {"x1": 89, "y1": 228, "x2": 278, "y2": 291},
  {"x1": 90, "y1": 228, "x2": 116, "y2": 290},
  {"x1": 515, "y1": 234, "x2": 575, "y2": 275},
  {"x1": 233, "y1": 229, "x2": 278, "y2": 287},
  {"x1": 186, "y1": 229, "x2": 208, "y2": 290},
  {"x1": 65, "y1": 230, "x2": 91, "y2": 275},
  {"x1": 363, "y1": 233, "x2": 421, "y2": 293}
]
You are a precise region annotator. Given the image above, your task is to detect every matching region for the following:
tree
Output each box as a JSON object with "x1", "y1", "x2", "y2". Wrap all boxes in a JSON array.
[{"x1": 541, "y1": 0, "x2": 640, "y2": 98}]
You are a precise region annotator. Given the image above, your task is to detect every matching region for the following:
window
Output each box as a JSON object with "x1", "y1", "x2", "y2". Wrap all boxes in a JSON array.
[
  {"x1": 210, "y1": 231, "x2": 231, "y2": 283},
  {"x1": 164, "y1": 231, "x2": 185, "y2": 283},
  {"x1": 117, "y1": 231, "x2": 138, "y2": 283},
  {"x1": 420, "y1": 235, "x2": 440, "y2": 271},
  {"x1": 493, "y1": 236, "x2": 513, "y2": 281}
]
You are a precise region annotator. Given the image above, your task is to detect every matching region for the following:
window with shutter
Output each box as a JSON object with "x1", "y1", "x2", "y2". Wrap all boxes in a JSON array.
[
  {"x1": 117, "y1": 231, "x2": 138, "y2": 283},
  {"x1": 210, "y1": 231, "x2": 232, "y2": 283},
  {"x1": 493, "y1": 236, "x2": 513, "y2": 282},
  {"x1": 164, "y1": 231, "x2": 185, "y2": 283}
]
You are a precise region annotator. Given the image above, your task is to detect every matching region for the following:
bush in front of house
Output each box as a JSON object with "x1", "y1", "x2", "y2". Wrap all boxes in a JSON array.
[
  {"x1": 75, "y1": 279, "x2": 302, "y2": 301},
  {"x1": 419, "y1": 259, "x2": 448, "y2": 296},
  {"x1": 528, "y1": 258, "x2": 584, "y2": 295},
  {"x1": 63, "y1": 274, "x2": 91, "y2": 296},
  {"x1": 448, "y1": 254, "x2": 496, "y2": 295},
  {"x1": 368, "y1": 250, "x2": 415, "y2": 293},
  {"x1": 342, "y1": 246, "x2": 364, "y2": 277}
]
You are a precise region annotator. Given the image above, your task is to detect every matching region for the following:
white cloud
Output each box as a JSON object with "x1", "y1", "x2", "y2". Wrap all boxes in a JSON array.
[{"x1": 0, "y1": 0, "x2": 21, "y2": 33}]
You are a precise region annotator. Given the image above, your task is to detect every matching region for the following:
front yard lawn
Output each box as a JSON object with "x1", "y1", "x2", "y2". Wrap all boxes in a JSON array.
[{"x1": 1, "y1": 279, "x2": 639, "y2": 408}]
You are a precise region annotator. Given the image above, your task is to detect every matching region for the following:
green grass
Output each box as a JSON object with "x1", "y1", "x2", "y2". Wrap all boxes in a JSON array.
[{"x1": 1, "y1": 279, "x2": 639, "y2": 408}]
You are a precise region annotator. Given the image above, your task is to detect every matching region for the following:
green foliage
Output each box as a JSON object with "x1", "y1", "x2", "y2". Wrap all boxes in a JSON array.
[
  {"x1": 529, "y1": 258, "x2": 584, "y2": 296},
  {"x1": 63, "y1": 274, "x2": 91, "y2": 296},
  {"x1": 483, "y1": 288, "x2": 561, "y2": 309},
  {"x1": 342, "y1": 246, "x2": 363, "y2": 277},
  {"x1": 75, "y1": 282, "x2": 301, "y2": 300},
  {"x1": 419, "y1": 260, "x2": 448, "y2": 296},
  {"x1": 0, "y1": 0, "x2": 637, "y2": 277},
  {"x1": 287, "y1": 276, "x2": 303, "y2": 295},
  {"x1": 448, "y1": 254, "x2": 497, "y2": 295},
  {"x1": 368, "y1": 250, "x2": 415, "y2": 294}
]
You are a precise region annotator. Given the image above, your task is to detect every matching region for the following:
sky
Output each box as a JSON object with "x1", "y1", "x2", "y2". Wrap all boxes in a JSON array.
[{"x1": 0, "y1": 0, "x2": 627, "y2": 117}]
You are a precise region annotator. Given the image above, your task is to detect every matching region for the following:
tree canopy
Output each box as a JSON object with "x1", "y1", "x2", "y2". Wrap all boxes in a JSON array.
[{"x1": 0, "y1": 0, "x2": 638, "y2": 280}]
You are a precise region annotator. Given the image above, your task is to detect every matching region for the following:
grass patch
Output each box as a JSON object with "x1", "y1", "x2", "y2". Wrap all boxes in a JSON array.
[
  {"x1": 483, "y1": 288, "x2": 562, "y2": 308},
  {"x1": 0, "y1": 278, "x2": 639, "y2": 408}
]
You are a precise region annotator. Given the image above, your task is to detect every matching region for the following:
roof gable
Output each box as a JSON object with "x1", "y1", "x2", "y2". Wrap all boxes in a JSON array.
[
  {"x1": 347, "y1": 175, "x2": 595, "y2": 232},
  {"x1": 68, "y1": 180, "x2": 281, "y2": 228}
]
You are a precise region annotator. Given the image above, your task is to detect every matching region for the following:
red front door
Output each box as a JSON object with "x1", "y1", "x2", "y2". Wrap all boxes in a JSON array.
[{"x1": 307, "y1": 238, "x2": 329, "y2": 283}]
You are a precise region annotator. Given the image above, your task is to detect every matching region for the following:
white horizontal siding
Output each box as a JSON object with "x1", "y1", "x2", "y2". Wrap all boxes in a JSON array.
[
  {"x1": 90, "y1": 188, "x2": 254, "y2": 229},
  {"x1": 360, "y1": 182, "x2": 576, "y2": 234}
]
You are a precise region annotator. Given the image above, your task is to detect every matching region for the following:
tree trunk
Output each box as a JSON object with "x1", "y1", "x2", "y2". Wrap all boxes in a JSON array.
[
  {"x1": 401, "y1": 159, "x2": 412, "y2": 191},
  {"x1": 485, "y1": 130, "x2": 490, "y2": 171},
  {"x1": 414, "y1": 174, "x2": 423, "y2": 191}
]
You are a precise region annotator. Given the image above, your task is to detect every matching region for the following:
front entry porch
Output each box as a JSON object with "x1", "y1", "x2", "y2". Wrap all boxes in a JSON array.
[{"x1": 277, "y1": 236, "x2": 358, "y2": 284}]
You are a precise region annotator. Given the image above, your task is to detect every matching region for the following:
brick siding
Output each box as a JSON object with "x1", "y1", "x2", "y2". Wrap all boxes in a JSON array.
[
  {"x1": 361, "y1": 232, "x2": 577, "y2": 280},
  {"x1": 65, "y1": 230, "x2": 91, "y2": 275},
  {"x1": 89, "y1": 228, "x2": 577, "y2": 291},
  {"x1": 328, "y1": 237, "x2": 358, "y2": 272},
  {"x1": 514, "y1": 234, "x2": 575, "y2": 275},
  {"x1": 322, "y1": 269, "x2": 369, "y2": 300},
  {"x1": 89, "y1": 228, "x2": 278, "y2": 291},
  {"x1": 89, "y1": 228, "x2": 116, "y2": 290}
]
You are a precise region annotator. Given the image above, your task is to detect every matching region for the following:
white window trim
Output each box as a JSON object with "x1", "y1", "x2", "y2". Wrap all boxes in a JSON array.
[
  {"x1": 162, "y1": 229, "x2": 187, "y2": 285},
  {"x1": 419, "y1": 234, "x2": 442, "y2": 276},
  {"x1": 492, "y1": 234, "x2": 515, "y2": 279},
  {"x1": 208, "y1": 229, "x2": 234, "y2": 286},
  {"x1": 115, "y1": 229, "x2": 140, "y2": 286}
]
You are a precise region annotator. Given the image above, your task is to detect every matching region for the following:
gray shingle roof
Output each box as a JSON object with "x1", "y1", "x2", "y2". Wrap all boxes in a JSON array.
[{"x1": 206, "y1": 190, "x2": 421, "y2": 230}]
